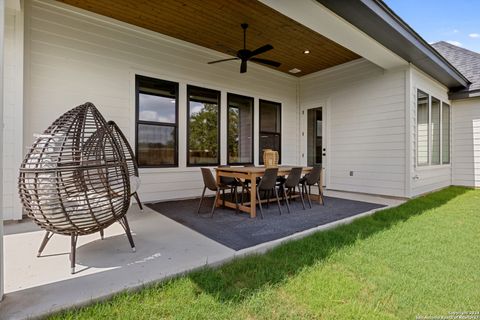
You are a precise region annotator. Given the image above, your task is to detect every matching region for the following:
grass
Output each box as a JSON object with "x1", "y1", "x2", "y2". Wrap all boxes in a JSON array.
[{"x1": 51, "y1": 186, "x2": 480, "y2": 319}]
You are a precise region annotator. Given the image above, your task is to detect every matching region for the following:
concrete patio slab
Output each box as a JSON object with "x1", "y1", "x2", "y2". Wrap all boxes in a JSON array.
[
  {"x1": 0, "y1": 191, "x2": 404, "y2": 320},
  {"x1": 0, "y1": 205, "x2": 235, "y2": 320}
]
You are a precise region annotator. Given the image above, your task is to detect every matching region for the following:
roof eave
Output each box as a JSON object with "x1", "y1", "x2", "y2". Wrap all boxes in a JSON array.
[
  {"x1": 449, "y1": 88, "x2": 480, "y2": 100},
  {"x1": 316, "y1": 0, "x2": 470, "y2": 90}
]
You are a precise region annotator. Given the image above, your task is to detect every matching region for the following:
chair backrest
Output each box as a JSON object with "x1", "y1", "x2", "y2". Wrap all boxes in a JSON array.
[
  {"x1": 201, "y1": 168, "x2": 218, "y2": 191},
  {"x1": 285, "y1": 167, "x2": 303, "y2": 188},
  {"x1": 107, "y1": 121, "x2": 138, "y2": 178},
  {"x1": 306, "y1": 166, "x2": 321, "y2": 185},
  {"x1": 258, "y1": 168, "x2": 279, "y2": 190}
]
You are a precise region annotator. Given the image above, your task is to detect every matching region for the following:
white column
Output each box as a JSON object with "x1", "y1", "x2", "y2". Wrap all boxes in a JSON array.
[
  {"x1": 0, "y1": 0, "x2": 6, "y2": 302},
  {"x1": 220, "y1": 91, "x2": 227, "y2": 165}
]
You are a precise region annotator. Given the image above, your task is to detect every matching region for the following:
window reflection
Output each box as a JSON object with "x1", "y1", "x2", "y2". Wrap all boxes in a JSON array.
[
  {"x1": 136, "y1": 75, "x2": 178, "y2": 167},
  {"x1": 228, "y1": 93, "x2": 253, "y2": 164},
  {"x1": 259, "y1": 100, "x2": 281, "y2": 164},
  {"x1": 188, "y1": 86, "x2": 220, "y2": 165},
  {"x1": 138, "y1": 93, "x2": 176, "y2": 123}
]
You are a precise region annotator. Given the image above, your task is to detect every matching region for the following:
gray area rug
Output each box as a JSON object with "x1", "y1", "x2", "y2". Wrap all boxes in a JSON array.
[{"x1": 147, "y1": 196, "x2": 385, "y2": 250}]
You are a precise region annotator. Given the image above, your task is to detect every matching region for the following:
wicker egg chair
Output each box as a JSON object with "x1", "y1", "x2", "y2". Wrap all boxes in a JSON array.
[
  {"x1": 107, "y1": 120, "x2": 143, "y2": 211},
  {"x1": 18, "y1": 102, "x2": 135, "y2": 274}
]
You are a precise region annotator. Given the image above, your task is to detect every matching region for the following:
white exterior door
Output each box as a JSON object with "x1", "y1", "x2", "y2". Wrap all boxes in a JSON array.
[{"x1": 301, "y1": 105, "x2": 327, "y2": 187}]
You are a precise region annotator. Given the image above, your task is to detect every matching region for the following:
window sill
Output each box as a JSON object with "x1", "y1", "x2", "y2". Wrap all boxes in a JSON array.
[{"x1": 415, "y1": 164, "x2": 451, "y2": 171}]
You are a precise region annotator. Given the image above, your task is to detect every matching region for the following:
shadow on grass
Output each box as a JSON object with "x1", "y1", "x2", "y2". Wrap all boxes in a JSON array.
[{"x1": 187, "y1": 186, "x2": 470, "y2": 303}]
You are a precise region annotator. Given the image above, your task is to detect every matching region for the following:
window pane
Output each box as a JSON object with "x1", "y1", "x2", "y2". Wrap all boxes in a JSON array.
[
  {"x1": 259, "y1": 134, "x2": 280, "y2": 162},
  {"x1": 442, "y1": 103, "x2": 450, "y2": 164},
  {"x1": 139, "y1": 93, "x2": 176, "y2": 123},
  {"x1": 417, "y1": 90, "x2": 429, "y2": 166},
  {"x1": 137, "y1": 124, "x2": 176, "y2": 166},
  {"x1": 259, "y1": 100, "x2": 281, "y2": 164},
  {"x1": 260, "y1": 100, "x2": 281, "y2": 133},
  {"x1": 228, "y1": 94, "x2": 253, "y2": 164},
  {"x1": 431, "y1": 97, "x2": 441, "y2": 165},
  {"x1": 188, "y1": 86, "x2": 220, "y2": 165}
]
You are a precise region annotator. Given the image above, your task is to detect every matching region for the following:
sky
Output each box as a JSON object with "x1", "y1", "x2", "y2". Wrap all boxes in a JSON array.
[{"x1": 384, "y1": 0, "x2": 480, "y2": 53}]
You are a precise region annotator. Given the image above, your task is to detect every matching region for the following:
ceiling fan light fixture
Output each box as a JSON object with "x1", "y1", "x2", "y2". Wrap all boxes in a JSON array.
[
  {"x1": 207, "y1": 24, "x2": 281, "y2": 74},
  {"x1": 289, "y1": 68, "x2": 302, "y2": 74},
  {"x1": 303, "y1": 49, "x2": 310, "y2": 54}
]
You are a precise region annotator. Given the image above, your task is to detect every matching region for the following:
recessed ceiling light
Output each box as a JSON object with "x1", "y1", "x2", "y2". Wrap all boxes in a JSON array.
[
  {"x1": 303, "y1": 49, "x2": 310, "y2": 54},
  {"x1": 289, "y1": 68, "x2": 302, "y2": 74}
]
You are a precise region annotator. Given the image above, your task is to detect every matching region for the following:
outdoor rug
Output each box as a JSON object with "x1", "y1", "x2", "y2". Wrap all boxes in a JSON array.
[{"x1": 147, "y1": 196, "x2": 386, "y2": 250}]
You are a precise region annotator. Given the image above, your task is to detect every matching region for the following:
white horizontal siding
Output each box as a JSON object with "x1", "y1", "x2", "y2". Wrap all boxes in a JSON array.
[
  {"x1": 451, "y1": 98, "x2": 480, "y2": 187},
  {"x1": 300, "y1": 59, "x2": 407, "y2": 197},
  {"x1": 25, "y1": 0, "x2": 298, "y2": 204},
  {"x1": 410, "y1": 67, "x2": 451, "y2": 196},
  {"x1": 2, "y1": 8, "x2": 23, "y2": 220}
]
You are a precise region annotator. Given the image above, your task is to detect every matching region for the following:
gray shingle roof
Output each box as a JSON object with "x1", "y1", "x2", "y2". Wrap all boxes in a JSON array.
[{"x1": 432, "y1": 41, "x2": 480, "y2": 92}]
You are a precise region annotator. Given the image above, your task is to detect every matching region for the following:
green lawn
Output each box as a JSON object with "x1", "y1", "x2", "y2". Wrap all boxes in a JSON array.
[{"x1": 52, "y1": 187, "x2": 480, "y2": 319}]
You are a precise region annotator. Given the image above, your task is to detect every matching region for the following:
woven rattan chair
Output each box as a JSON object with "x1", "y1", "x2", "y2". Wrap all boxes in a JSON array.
[
  {"x1": 107, "y1": 120, "x2": 143, "y2": 211},
  {"x1": 19, "y1": 102, "x2": 135, "y2": 274}
]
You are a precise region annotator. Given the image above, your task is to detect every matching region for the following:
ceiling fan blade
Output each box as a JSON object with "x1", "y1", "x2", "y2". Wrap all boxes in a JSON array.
[
  {"x1": 250, "y1": 57, "x2": 281, "y2": 68},
  {"x1": 208, "y1": 57, "x2": 239, "y2": 64},
  {"x1": 250, "y1": 44, "x2": 273, "y2": 57},
  {"x1": 240, "y1": 60, "x2": 247, "y2": 73}
]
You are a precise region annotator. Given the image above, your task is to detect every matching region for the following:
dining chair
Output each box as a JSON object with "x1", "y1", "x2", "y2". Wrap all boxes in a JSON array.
[
  {"x1": 218, "y1": 165, "x2": 241, "y2": 204},
  {"x1": 278, "y1": 167, "x2": 306, "y2": 213},
  {"x1": 240, "y1": 164, "x2": 255, "y2": 204},
  {"x1": 197, "y1": 168, "x2": 237, "y2": 217},
  {"x1": 256, "y1": 168, "x2": 282, "y2": 219},
  {"x1": 300, "y1": 166, "x2": 324, "y2": 208}
]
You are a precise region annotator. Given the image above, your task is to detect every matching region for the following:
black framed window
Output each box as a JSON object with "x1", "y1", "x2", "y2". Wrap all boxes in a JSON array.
[
  {"x1": 416, "y1": 90, "x2": 429, "y2": 166},
  {"x1": 227, "y1": 93, "x2": 254, "y2": 165},
  {"x1": 187, "y1": 85, "x2": 220, "y2": 166},
  {"x1": 136, "y1": 75, "x2": 178, "y2": 167},
  {"x1": 259, "y1": 99, "x2": 281, "y2": 164}
]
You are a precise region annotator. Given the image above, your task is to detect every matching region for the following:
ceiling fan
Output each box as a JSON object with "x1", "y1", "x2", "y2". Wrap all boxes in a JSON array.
[{"x1": 208, "y1": 23, "x2": 281, "y2": 73}]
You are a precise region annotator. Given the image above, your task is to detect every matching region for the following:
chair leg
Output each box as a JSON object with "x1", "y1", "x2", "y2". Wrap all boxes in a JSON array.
[
  {"x1": 318, "y1": 183, "x2": 325, "y2": 205},
  {"x1": 70, "y1": 234, "x2": 78, "y2": 274},
  {"x1": 197, "y1": 186, "x2": 206, "y2": 214},
  {"x1": 298, "y1": 184, "x2": 306, "y2": 210},
  {"x1": 222, "y1": 189, "x2": 226, "y2": 208},
  {"x1": 100, "y1": 229, "x2": 104, "y2": 240},
  {"x1": 234, "y1": 186, "x2": 239, "y2": 214},
  {"x1": 211, "y1": 190, "x2": 220, "y2": 218},
  {"x1": 257, "y1": 189, "x2": 264, "y2": 219},
  {"x1": 266, "y1": 190, "x2": 270, "y2": 208},
  {"x1": 37, "y1": 231, "x2": 53, "y2": 257},
  {"x1": 241, "y1": 184, "x2": 245, "y2": 205},
  {"x1": 119, "y1": 216, "x2": 136, "y2": 252},
  {"x1": 133, "y1": 192, "x2": 144, "y2": 211},
  {"x1": 305, "y1": 184, "x2": 312, "y2": 209},
  {"x1": 283, "y1": 187, "x2": 291, "y2": 213},
  {"x1": 274, "y1": 188, "x2": 282, "y2": 215}
]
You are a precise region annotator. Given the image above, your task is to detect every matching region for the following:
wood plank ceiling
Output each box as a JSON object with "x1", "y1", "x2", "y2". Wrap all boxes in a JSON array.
[{"x1": 57, "y1": 0, "x2": 360, "y2": 76}]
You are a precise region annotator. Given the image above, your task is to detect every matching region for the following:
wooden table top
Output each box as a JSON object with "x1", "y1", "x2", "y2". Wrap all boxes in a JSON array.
[{"x1": 215, "y1": 166, "x2": 312, "y2": 174}]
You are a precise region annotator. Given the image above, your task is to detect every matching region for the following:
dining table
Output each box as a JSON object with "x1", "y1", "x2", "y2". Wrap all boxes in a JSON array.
[{"x1": 215, "y1": 166, "x2": 313, "y2": 218}]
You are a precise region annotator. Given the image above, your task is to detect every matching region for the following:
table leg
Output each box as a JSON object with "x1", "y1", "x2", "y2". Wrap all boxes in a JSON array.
[{"x1": 250, "y1": 173, "x2": 257, "y2": 218}]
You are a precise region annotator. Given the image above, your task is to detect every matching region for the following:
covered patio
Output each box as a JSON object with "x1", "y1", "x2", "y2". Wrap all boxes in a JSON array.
[
  {"x1": 1, "y1": 192, "x2": 402, "y2": 319},
  {"x1": 1, "y1": 0, "x2": 470, "y2": 318}
]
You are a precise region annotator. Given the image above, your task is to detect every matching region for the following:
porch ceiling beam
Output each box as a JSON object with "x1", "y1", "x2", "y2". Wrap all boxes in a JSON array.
[{"x1": 258, "y1": 0, "x2": 407, "y2": 71}]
